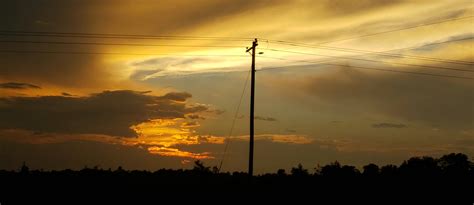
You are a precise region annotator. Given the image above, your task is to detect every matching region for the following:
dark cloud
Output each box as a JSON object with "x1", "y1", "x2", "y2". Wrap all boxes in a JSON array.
[
  {"x1": 181, "y1": 121, "x2": 200, "y2": 128},
  {"x1": 0, "y1": 52, "x2": 109, "y2": 88},
  {"x1": 0, "y1": 0, "x2": 286, "y2": 36},
  {"x1": 0, "y1": 82, "x2": 41, "y2": 89},
  {"x1": 61, "y1": 92, "x2": 73, "y2": 96},
  {"x1": 187, "y1": 114, "x2": 205, "y2": 120},
  {"x1": 254, "y1": 116, "x2": 278, "y2": 122},
  {"x1": 207, "y1": 109, "x2": 225, "y2": 115},
  {"x1": 285, "y1": 129, "x2": 297, "y2": 133},
  {"x1": 0, "y1": 90, "x2": 206, "y2": 137},
  {"x1": 160, "y1": 92, "x2": 192, "y2": 102},
  {"x1": 185, "y1": 104, "x2": 209, "y2": 113},
  {"x1": 0, "y1": 0, "x2": 112, "y2": 87},
  {"x1": 372, "y1": 123, "x2": 407, "y2": 129}
]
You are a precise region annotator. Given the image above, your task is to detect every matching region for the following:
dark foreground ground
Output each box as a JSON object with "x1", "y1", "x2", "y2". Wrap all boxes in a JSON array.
[{"x1": 1, "y1": 153, "x2": 473, "y2": 204}]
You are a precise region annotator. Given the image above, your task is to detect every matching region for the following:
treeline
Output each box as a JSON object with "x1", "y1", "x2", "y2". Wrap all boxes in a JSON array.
[
  {"x1": 2, "y1": 153, "x2": 472, "y2": 178},
  {"x1": 0, "y1": 153, "x2": 473, "y2": 202}
]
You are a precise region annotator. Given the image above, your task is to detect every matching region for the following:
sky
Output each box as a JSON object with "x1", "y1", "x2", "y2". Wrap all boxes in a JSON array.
[{"x1": 0, "y1": 0, "x2": 473, "y2": 173}]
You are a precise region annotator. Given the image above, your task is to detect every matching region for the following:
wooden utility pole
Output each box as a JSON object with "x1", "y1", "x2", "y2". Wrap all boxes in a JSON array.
[{"x1": 246, "y1": 38, "x2": 258, "y2": 177}]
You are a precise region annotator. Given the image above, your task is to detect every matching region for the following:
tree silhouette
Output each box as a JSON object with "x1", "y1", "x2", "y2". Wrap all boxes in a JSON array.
[
  {"x1": 399, "y1": 156, "x2": 440, "y2": 177},
  {"x1": 277, "y1": 168, "x2": 286, "y2": 176},
  {"x1": 438, "y1": 153, "x2": 471, "y2": 177},
  {"x1": 192, "y1": 160, "x2": 211, "y2": 174},
  {"x1": 1, "y1": 153, "x2": 473, "y2": 202},
  {"x1": 363, "y1": 163, "x2": 379, "y2": 177},
  {"x1": 380, "y1": 164, "x2": 398, "y2": 177},
  {"x1": 20, "y1": 161, "x2": 29, "y2": 174},
  {"x1": 316, "y1": 161, "x2": 360, "y2": 178},
  {"x1": 316, "y1": 161, "x2": 341, "y2": 177},
  {"x1": 291, "y1": 163, "x2": 309, "y2": 177}
]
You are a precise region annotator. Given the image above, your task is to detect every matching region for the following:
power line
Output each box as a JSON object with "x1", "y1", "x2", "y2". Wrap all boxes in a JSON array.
[
  {"x1": 0, "y1": 50, "x2": 248, "y2": 57},
  {"x1": 266, "y1": 37, "x2": 474, "y2": 65},
  {"x1": 2, "y1": 37, "x2": 470, "y2": 66},
  {"x1": 0, "y1": 30, "x2": 253, "y2": 40},
  {"x1": 0, "y1": 30, "x2": 252, "y2": 41},
  {"x1": 2, "y1": 15, "x2": 470, "y2": 43},
  {"x1": 218, "y1": 70, "x2": 251, "y2": 172},
  {"x1": 0, "y1": 40, "x2": 246, "y2": 48},
  {"x1": 261, "y1": 15, "x2": 474, "y2": 65},
  {"x1": 315, "y1": 37, "x2": 474, "y2": 66},
  {"x1": 314, "y1": 15, "x2": 474, "y2": 44},
  {"x1": 263, "y1": 48, "x2": 474, "y2": 73},
  {"x1": 384, "y1": 37, "x2": 474, "y2": 55},
  {"x1": 2, "y1": 37, "x2": 470, "y2": 65},
  {"x1": 258, "y1": 56, "x2": 474, "y2": 80}
]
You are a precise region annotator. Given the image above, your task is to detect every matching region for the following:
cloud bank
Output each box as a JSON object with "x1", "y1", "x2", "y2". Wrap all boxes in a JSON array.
[{"x1": 0, "y1": 90, "x2": 204, "y2": 137}]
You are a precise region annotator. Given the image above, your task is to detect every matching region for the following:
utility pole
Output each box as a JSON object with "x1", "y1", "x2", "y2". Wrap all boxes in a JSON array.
[{"x1": 246, "y1": 38, "x2": 258, "y2": 177}]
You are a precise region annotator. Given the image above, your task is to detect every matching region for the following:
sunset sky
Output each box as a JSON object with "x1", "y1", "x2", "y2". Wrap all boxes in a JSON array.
[{"x1": 0, "y1": 0, "x2": 473, "y2": 173}]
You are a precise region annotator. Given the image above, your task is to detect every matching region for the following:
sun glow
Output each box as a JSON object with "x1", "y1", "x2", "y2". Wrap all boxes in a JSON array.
[{"x1": 127, "y1": 119, "x2": 223, "y2": 159}]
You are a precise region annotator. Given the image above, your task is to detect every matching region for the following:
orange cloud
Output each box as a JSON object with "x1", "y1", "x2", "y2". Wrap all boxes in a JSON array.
[
  {"x1": 128, "y1": 119, "x2": 224, "y2": 144},
  {"x1": 124, "y1": 119, "x2": 225, "y2": 159},
  {"x1": 0, "y1": 118, "x2": 225, "y2": 159}
]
